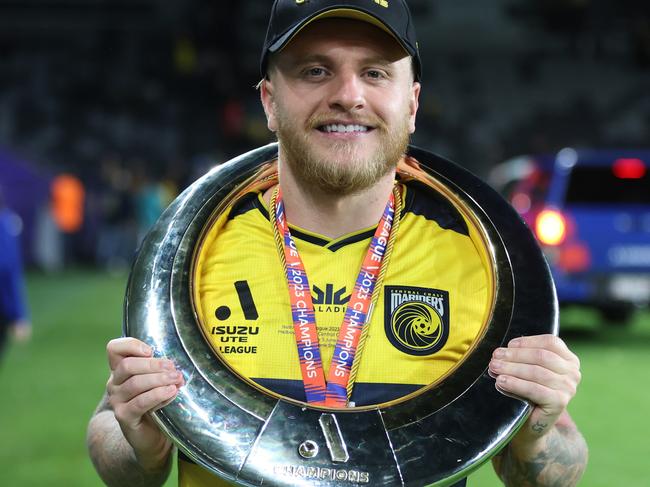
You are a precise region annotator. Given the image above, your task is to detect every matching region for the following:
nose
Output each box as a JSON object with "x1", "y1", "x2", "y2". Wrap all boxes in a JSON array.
[{"x1": 327, "y1": 71, "x2": 365, "y2": 112}]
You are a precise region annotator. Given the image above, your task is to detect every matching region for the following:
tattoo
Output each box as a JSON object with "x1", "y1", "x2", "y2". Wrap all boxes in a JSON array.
[
  {"x1": 494, "y1": 424, "x2": 588, "y2": 487},
  {"x1": 531, "y1": 421, "x2": 548, "y2": 434}
]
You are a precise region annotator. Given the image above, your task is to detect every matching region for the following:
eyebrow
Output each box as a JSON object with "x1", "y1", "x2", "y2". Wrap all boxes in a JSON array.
[{"x1": 282, "y1": 53, "x2": 397, "y2": 69}]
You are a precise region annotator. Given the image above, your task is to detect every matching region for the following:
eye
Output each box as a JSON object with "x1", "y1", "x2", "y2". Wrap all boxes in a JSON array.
[
  {"x1": 304, "y1": 67, "x2": 327, "y2": 78},
  {"x1": 365, "y1": 69, "x2": 386, "y2": 80}
]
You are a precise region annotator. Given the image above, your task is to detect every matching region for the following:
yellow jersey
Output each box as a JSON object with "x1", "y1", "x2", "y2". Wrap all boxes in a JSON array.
[{"x1": 181, "y1": 182, "x2": 491, "y2": 486}]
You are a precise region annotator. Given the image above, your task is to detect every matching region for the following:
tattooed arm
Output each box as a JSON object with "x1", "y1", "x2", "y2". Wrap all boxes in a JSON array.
[
  {"x1": 488, "y1": 335, "x2": 588, "y2": 486},
  {"x1": 86, "y1": 338, "x2": 184, "y2": 487},
  {"x1": 492, "y1": 411, "x2": 587, "y2": 486}
]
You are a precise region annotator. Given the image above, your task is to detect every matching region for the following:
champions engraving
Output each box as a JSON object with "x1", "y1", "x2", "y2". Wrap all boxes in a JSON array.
[
  {"x1": 273, "y1": 465, "x2": 370, "y2": 483},
  {"x1": 384, "y1": 286, "x2": 450, "y2": 356}
]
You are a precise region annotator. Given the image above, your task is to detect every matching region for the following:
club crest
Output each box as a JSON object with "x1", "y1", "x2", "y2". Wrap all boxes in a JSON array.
[{"x1": 384, "y1": 286, "x2": 450, "y2": 355}]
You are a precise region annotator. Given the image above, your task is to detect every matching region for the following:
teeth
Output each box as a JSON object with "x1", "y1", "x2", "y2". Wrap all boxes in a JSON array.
[{"x1": 323, "y1": 124, "x2": 368, "y2": 133}]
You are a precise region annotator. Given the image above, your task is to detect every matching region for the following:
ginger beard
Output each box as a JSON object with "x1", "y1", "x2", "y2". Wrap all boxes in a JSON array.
[{"x1": 274, "y1": 103, "x2": 411, "y2": 196}]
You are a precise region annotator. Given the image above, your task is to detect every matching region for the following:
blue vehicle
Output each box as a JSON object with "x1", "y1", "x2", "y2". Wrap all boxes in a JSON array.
[{"x1": 489, "y1": 148, "x2": 650, "y2": 324}]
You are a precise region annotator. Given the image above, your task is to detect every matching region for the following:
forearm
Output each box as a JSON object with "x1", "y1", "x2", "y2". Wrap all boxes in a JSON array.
[
  {"x1": 87, "y1": 407, "x2": 172, "y2": 487},
  {"x1": 493, "y1": 421, "x2": 588, "y2": 487}
]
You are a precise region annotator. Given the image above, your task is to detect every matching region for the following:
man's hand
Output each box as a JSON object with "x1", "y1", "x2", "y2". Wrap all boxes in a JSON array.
[
  {"x1": 105, "y1": 337, "x2": 184, "y2": 471},
  {"x1": 489, "y1": 334, "x2": 581, "y2": 440},
  {"x1": 489, "y1": 334, "x2": 587, "y2": 486}
]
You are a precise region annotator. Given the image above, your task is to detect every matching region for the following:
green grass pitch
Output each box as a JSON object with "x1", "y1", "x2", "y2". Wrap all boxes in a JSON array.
[{"x1": 0, "y1": 270, "x2": 648, "y2": 485}]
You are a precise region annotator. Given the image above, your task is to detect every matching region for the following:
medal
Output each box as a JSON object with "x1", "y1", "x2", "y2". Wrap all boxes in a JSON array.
[{"x1": 270, "y1": 186, "x2": 403, "y2": 407}]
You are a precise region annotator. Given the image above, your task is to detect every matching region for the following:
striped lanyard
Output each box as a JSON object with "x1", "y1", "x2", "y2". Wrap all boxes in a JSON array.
[{"x1": 270, "y1": 185, "x2": 402, "y2": 408}]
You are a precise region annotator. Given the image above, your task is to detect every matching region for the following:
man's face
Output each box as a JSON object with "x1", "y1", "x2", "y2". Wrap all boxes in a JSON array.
[{"x1": 261, "y1": 19, "x2": 421, "y2": 195}]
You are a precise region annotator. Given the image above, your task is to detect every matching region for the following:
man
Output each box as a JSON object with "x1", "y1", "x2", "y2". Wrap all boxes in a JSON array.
[
  {"x1": 0, "y1": 189, "x2": 32, "y2": 360},
  {"x1": 87, "y1": 1, "x2": 588, "y2": 486}
]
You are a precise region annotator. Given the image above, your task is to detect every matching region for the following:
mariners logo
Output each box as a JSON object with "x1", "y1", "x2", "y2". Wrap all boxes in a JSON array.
[{"x1": 384, "y1": 286, "x2": 449, "y2": 355}]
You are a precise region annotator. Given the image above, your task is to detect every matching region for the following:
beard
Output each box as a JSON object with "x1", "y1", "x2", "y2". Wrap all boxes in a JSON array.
[{"x1": 274, "y1": 104, "x2": 411, "y2": 196}]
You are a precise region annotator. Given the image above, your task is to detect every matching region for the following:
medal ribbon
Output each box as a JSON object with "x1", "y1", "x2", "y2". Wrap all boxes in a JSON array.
[{"x1": 271, "y1": 186, "x2": 400, "y2": 408}]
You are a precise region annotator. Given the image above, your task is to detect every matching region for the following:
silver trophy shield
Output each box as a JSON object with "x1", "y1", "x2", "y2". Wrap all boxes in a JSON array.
[{"x1": 124, "y1": 143, "x2": 557, "y2": 486}]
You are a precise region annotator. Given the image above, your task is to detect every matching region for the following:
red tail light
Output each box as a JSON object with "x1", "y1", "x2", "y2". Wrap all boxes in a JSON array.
[
  {"x1": 613, "y1": 158, "x2": 646, "y2": 179},
  {"x1": 535, "y1": 209, "x2": 567, "y2": 246},
  {"x1": 558, "y1": 242, "x2": 591, "y2": 272}
]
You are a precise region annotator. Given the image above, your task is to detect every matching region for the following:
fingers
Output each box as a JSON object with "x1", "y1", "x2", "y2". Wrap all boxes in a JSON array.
[
  {"x1": 491, "y1": 346, "x2": 577, "y2": 377},
  {"x1": 107, "y1": 337, "x2": 153, "y2": 370},
  {"x1": 491, "y1": 360, "x2": 577, "y2": 410},
  {"x1": 489, "y1": 334, "x2": 581, "y2": 417},
  {"x1": 491, "y1": 335, "x2": 580, "y2": 377},
  {"x1": 107, "y1": 360, "x2": 184, "y2": 430},
  {"x1": 105, "y1": 336, "x2": 185, "y2": 430},
  {"x1": 113, "y1": 384, "x2": 180, "y2": 428},
  {"x1": 490, "y1": 359, "x2": 575, "y2": 393},
  {"x1": 495, "y1": 375, "x2": 573, "y2": 417},
  {"x1": 508, "y1": 334, "x2": 579, "y2": 365},
  {"x1": 109, "y1": 367, "x2": 184, "y2": 403},
  {"x1": 111, "y1": 356, "x2": 177, "y2": 385}
]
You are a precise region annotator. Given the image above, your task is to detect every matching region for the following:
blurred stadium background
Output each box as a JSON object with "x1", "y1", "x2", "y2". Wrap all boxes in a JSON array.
[{"x1": 0, "y1": 0, "x2": 649, "y2": 485}]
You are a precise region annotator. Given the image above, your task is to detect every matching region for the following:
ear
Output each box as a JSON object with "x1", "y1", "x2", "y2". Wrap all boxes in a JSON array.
[
  {"x1": 408, "y1": 82, "x2": 421, "y2": 134},
  {"x1": 260, "y1": 78, "x2": 277, "y2": 132}
]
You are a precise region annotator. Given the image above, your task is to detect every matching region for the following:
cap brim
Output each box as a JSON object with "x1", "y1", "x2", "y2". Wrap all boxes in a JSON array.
[{"x1": 268, "y1": 8, "x2": 415, "y2": 59}]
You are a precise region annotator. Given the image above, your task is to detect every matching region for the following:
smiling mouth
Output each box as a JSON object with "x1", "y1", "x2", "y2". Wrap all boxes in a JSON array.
[{"x1": 317, "y1": 124, "x2": 372, "y2": 134}]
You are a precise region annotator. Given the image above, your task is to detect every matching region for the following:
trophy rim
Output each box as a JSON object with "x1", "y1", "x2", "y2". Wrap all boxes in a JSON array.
[{"x1": 124, "y1": 143, "x2": 558, "y2": 486}]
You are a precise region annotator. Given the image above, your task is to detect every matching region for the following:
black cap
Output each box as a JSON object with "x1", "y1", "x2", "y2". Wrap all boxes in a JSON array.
[{"x1": 260, "y1": 0, "x2": 421, "y2": 81}]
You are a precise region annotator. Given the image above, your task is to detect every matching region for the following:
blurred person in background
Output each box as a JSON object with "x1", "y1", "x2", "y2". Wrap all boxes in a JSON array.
[
  {"x1": 96, "y1": 156, "x2": 137, "y2": 273},
  {"x1": 87, "y1": 1, "x2": 588, "y2": 486},
  {"x1": 132, "y1": 163, "x2": 175, "y2": 245},
  {"x1": 0, "y1": 187, "x2": 32, "y2": 360}
]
